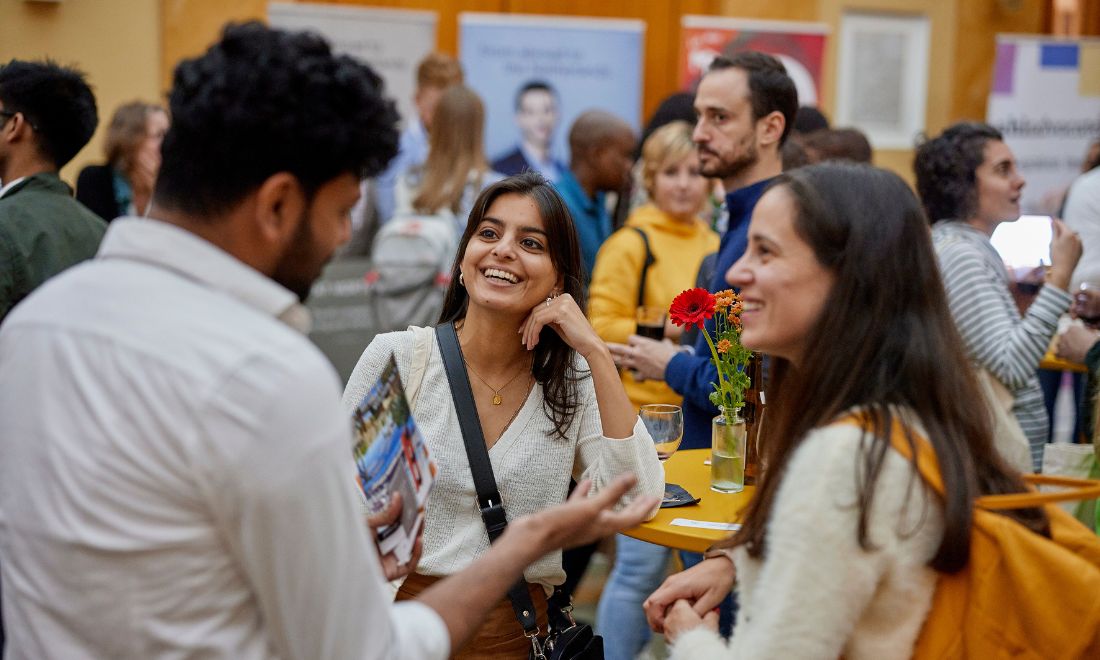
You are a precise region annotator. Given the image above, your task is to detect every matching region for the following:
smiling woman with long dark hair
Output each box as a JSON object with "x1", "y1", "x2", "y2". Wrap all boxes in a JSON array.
[
  {"x1": 343, "y1": 172, "x2": 662, "y2": 659},
  {"x1": 641, "y1": 162, "x2": 1048, "y2": 658}
]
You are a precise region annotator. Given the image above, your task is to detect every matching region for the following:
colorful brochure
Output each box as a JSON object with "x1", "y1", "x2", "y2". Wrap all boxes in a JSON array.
[{"x1": 352, "y1": 354, "x2": 435, "y2": 564}]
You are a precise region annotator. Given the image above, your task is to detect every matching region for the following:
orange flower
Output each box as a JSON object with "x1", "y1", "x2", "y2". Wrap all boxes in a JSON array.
[
  {"x1": 730, "y1": 301, "x2": 743, "y2": 315},
  {"x1": 716, "y1": 338, "x2": 732, "y2": 354},
  {"x1": 714, "y1": 289, "x2": 735, "y2": 309}
]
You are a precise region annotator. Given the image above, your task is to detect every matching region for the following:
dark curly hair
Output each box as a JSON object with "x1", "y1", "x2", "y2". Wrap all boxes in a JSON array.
[
  {"x1": 0, "y1": 59, "x2": 97, "y2": 169},
  {"x1": 154, "y1": 22, "x2": 400, "y2": 217},
  {"x1": 913, "y1": 122, "x2": 1003, "y2": 224},
  {"x1": 438, "y1": 172, "x2": 586, "y2": 440}
]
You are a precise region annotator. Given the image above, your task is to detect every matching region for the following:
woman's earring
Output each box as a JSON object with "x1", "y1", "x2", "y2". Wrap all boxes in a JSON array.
[{"x1": 459, "y1": 273, "x2": 465, "y2": 286}]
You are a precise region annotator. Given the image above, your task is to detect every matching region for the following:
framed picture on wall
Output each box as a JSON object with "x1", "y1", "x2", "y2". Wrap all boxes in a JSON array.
[{"x1": 836, "y1": 11, "x2": 930, "y2": 149}]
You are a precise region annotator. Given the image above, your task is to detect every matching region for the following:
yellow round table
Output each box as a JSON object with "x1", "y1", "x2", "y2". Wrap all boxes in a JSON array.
[{"x1": 623, "y1": 448, "x2": 755, "y2": 553}]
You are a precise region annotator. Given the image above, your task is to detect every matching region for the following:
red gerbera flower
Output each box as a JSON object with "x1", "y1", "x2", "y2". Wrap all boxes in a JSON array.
[{"x1": 669, "y1": 287, "x2": 716, "y2": 330}]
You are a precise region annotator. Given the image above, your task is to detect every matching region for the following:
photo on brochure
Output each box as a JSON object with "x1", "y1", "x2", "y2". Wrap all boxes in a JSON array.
[{"x1": 352, "y1": 354, "x2": 436, "y2": 563}]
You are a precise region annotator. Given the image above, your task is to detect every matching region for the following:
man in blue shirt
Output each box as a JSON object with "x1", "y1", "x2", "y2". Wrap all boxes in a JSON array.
[
  {"x1": 617, "y1": 52, "x2": 797, "y2": 451},
  {"x1": 554, "y1": 110, "x2": 635, "y2": 284}
]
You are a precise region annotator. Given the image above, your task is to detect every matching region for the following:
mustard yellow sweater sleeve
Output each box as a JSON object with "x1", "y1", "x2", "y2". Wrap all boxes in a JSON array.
[{"x1": 589, "y1": 226, "x2": 648, "y2": 345}]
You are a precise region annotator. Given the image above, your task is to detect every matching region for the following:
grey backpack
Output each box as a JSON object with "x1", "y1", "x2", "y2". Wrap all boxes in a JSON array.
[{"x1": 365, "y1": 212, "x2": 458, "y2": 333}]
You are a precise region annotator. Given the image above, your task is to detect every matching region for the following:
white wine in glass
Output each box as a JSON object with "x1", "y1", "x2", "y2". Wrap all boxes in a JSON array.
[{"x1": 640, "y1": 404, "x2": 683, "y2": 462}]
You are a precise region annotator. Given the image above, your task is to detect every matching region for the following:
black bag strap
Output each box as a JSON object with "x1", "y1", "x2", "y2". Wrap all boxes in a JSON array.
[
  {"x1": 434, "y1": 322, "x2": 542, "y2": 637},
  {"x1": 630, "y1": 227, "x2": 655, "y2": 309}
]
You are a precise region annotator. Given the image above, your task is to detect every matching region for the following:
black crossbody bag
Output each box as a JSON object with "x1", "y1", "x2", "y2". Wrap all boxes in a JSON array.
[{"x1": 435, "y1": 322, "x2": 603, "y2": 660}]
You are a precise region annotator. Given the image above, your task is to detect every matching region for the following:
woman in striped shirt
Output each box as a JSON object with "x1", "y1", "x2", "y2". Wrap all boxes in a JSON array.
[{"x1": 914, "y1": 122, "x2": 1082, "y2": 469}]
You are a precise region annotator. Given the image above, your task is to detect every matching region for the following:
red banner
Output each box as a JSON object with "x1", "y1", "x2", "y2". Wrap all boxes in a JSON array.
[{"x1": 679, "y1": 17, "x2": 828, "y2": 107}]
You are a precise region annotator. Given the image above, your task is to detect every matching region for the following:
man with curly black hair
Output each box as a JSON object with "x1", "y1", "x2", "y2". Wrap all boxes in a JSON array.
[
  {"x1": 0, "y1": 22, "x2": 654, "y2": 660},
  {"x1": 0, "y1": 59, "x2": 105, "y2": 323}
]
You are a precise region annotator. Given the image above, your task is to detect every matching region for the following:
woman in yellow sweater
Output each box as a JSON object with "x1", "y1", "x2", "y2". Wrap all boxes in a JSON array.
[
  {"x1": 589, "y1": 120, "x2": 717, "y2": 660},
  {"x1": 589, "y1": 120, "x2": 718, "y2": 411}
]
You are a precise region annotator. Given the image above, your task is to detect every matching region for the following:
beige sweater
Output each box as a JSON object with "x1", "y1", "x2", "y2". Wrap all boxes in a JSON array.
[
  {"x1": 343, "y1": 328, "x2": 665, "y2": 593},
  {"x1": 671, "y1": 421, "x2": 944, "y2": 659}
]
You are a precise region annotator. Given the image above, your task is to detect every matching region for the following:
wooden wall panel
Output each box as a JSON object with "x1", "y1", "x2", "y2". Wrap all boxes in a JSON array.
[
  {"x1": 716, "y1": 0, "x2": 817, "y2": 21},
  {"x1": 160, "y1": 0, "x2": 267, "y2": 92},
  {"x1": 952, "y1": 0, "x2": 1046, "y2": 123},
  {"x1": 1086, "y1": 0, "x2": 1100, "y2": 36},
  {"x1": 161, "y1": 0, "x2": 719, "y2": 126},
  {"x1": 159, "y1": 0, "x2": 1058, "y2": 182},
  {"x1": 0, "y1": 0, "x2": 161, "y2": 183}
]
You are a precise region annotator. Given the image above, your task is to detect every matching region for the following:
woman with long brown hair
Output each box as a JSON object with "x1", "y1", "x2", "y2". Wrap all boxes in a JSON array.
[
  {"x1": 642, "y1": 162, "x2": 1047, "y2": 658},
  {"x1": 76, "y1": 100, "x2": 168, "y2": 221},
  {"x1": 344, "y1": 173, "x2": 663, "y2": 658},
  {"x1": 394, "y1": 84, "x2": 502, "y2": 236}
]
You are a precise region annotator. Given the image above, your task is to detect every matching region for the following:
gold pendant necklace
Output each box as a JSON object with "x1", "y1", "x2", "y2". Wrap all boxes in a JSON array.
[{"x1": 464, "y1": 359, "x2": 528, "y2": 405}]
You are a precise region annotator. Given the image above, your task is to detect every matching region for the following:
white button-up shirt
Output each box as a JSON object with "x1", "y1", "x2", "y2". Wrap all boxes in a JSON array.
[{"x1": 0, "y1": 217, "x2": 449, "y2": 659}]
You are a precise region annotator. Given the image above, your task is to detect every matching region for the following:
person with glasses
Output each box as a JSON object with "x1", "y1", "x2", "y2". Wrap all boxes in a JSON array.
[{"x1": 0, "y1": 59, "x2": 105, "y2": 324}]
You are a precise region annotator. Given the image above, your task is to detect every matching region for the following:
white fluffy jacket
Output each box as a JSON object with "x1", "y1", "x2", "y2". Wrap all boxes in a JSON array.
[
  {"x1": 343, "y1": 328, "x2": 664, "y2": 593},
  {"x1": 671, "y1": 422, "x2": 944, "y2": 659}
]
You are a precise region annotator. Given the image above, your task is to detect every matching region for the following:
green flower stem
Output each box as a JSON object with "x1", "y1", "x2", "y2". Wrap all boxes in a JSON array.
[
  {"x1": 701, "y1": 322, "x2": 725, "y2": 389},
  {"x1": 700, "y1": 320, "x2": 736, "y2": 424}
]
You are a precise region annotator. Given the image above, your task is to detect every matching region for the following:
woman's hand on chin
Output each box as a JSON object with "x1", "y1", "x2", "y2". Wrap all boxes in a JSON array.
[{"x1": 519, "y1": 293, "x2": 605, "y2": 358}]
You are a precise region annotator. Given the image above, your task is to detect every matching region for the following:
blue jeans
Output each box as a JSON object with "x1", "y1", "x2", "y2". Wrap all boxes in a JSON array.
[{"x1": 595, "y1": 535, "x2": 670, "y2": 660}]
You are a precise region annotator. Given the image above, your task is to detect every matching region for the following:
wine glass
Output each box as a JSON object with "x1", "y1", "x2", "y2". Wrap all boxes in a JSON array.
[{"x1": 640, "y1": 404, "x2": 683, "y2": 462}]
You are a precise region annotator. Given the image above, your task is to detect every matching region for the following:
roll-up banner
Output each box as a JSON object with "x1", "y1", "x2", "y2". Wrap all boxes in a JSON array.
[
  {"x1": 268, "y1": 2, "x2": 437, "y2": 124},
  {"x1": 459, "y1": 12, "x2": 645, "y2": 166},
  {"x1": 987, "y1": 34, "x2": 1100, "y2": 215},
  {"x1": 678, "y1": 16, "x2": 828, "y2": 108}
]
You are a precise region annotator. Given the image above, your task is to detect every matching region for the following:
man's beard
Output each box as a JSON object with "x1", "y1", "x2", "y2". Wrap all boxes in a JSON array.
[
  {"x1": 701, "y1": 139, "x2": 758, "y2": 182},
  {"x1": 272, "y1": 209, "x2": 325, "y2": 302}
]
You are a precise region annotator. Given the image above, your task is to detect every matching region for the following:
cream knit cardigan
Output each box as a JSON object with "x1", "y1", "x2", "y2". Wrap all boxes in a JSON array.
[
  {"x1": 671, "y1": 421, "x2": 945, "y2": 659},
  {"x1": 343, "y1": 327, "x2": 665, "y2": 594}
]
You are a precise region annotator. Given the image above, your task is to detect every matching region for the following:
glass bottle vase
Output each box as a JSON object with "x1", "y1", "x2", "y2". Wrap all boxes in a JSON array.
[{"x1": 711, "y1": 407, "x2": 746, "y2": 493}]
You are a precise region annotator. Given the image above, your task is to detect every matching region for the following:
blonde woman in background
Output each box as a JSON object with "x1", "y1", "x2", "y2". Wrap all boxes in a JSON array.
[
  {"x1": 394, "y1": 84, "x2": 503, "y2": 237},
  {"x1": 589, "y1": 120, "x2": 718, "y2": 660},
  {"x1": 76, "y1": 101, "x2": 168, "y2": 221}
]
